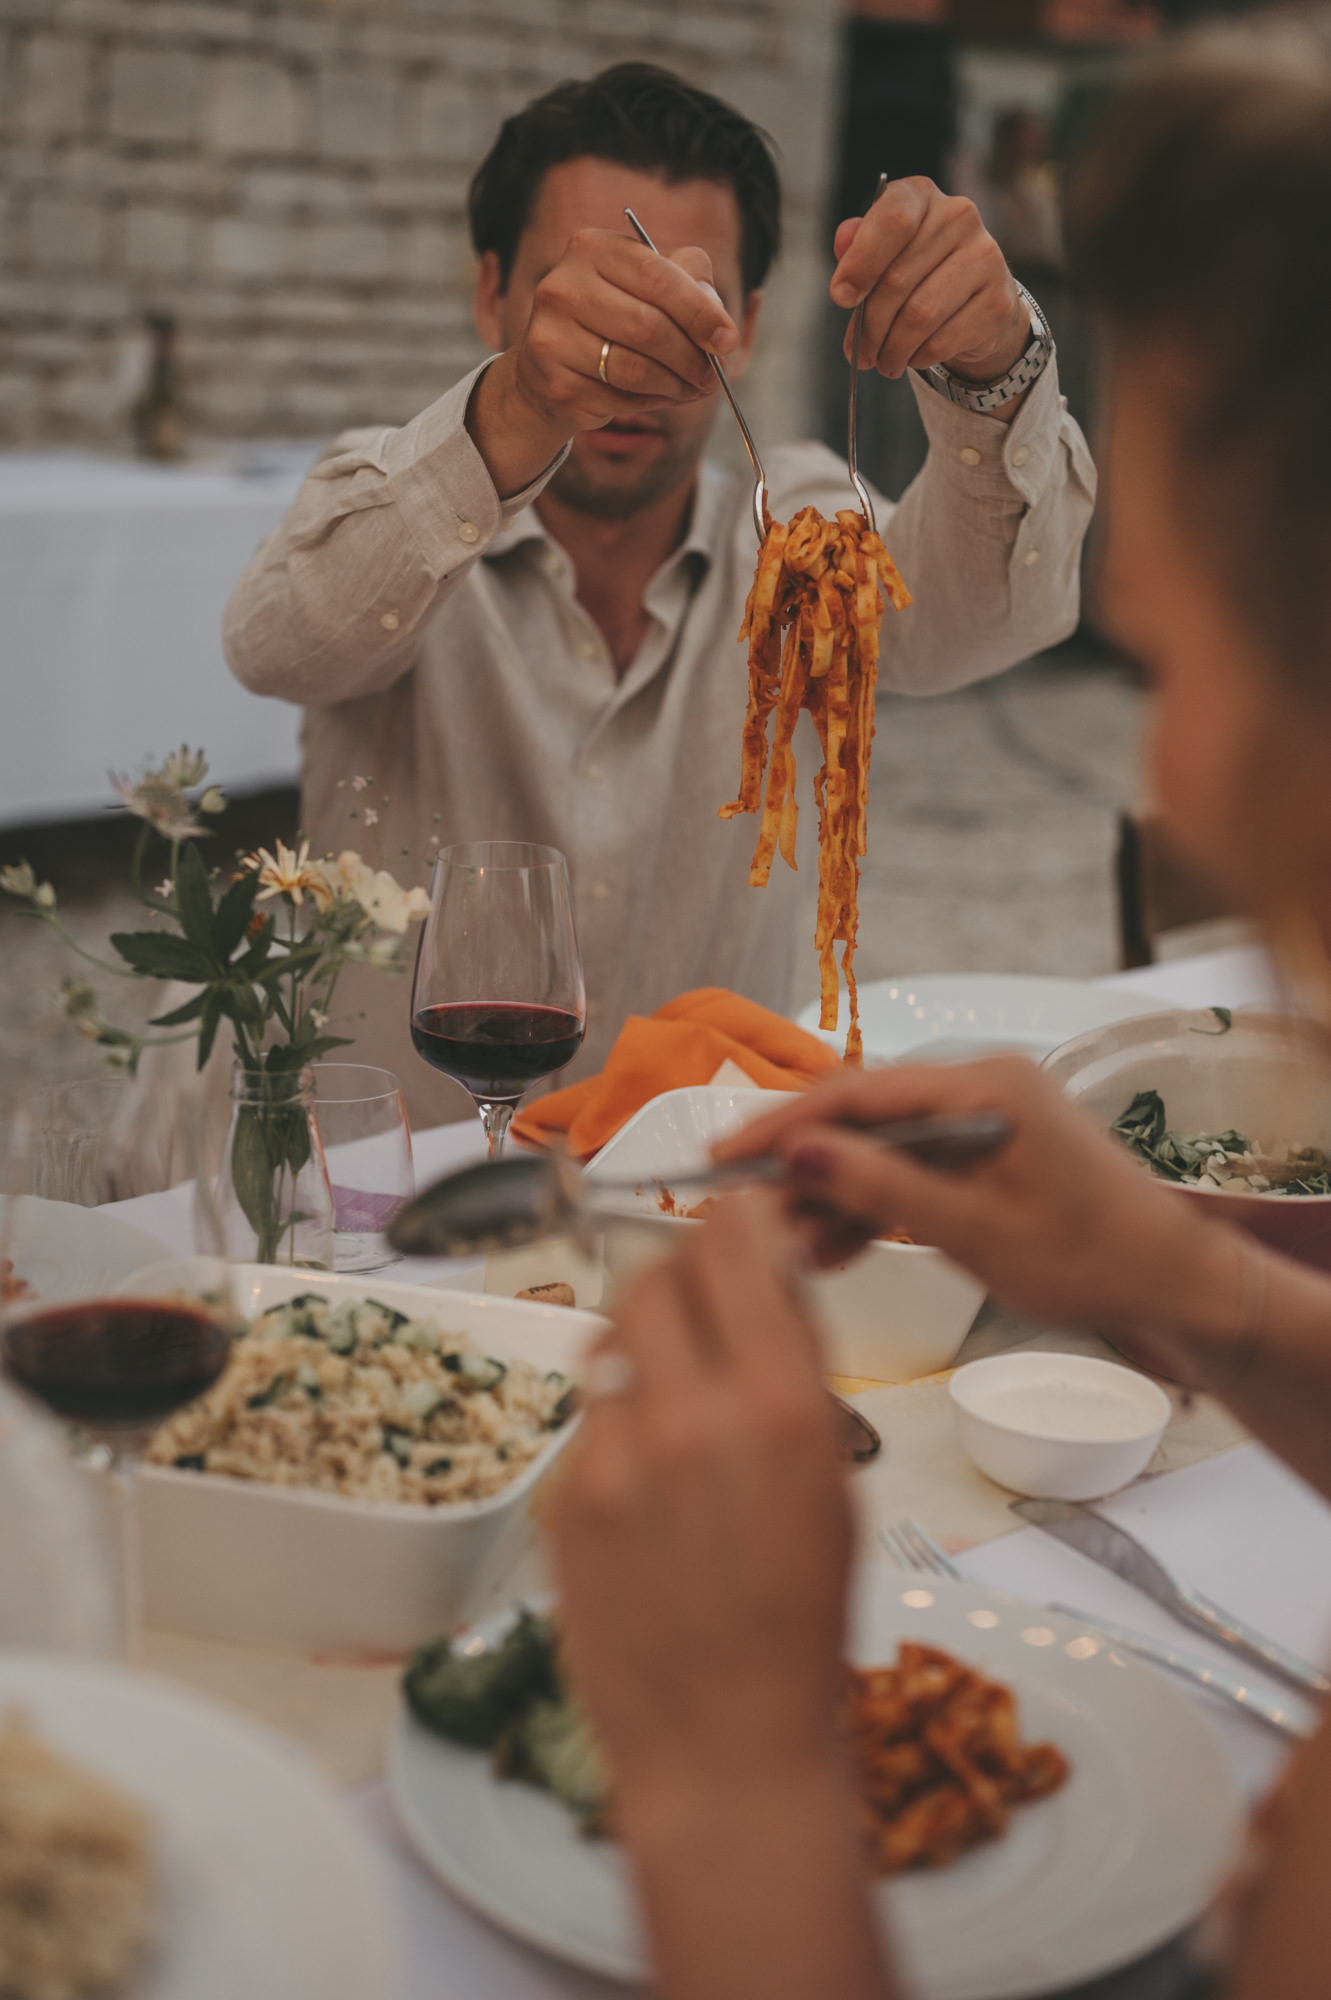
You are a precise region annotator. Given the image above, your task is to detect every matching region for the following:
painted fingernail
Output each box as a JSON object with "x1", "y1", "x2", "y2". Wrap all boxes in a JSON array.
[{"x1": 789, "y1": 1140, "x2": 835, "y2": 1177}]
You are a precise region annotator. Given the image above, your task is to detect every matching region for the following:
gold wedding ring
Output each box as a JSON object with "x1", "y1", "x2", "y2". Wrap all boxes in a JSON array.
[{"x1": 597, "y1": 338, "x2": 613, "y2": 386}]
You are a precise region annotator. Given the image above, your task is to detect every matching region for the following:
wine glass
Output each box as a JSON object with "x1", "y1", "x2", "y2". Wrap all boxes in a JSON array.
[
  {"x1": 0, "y1": 1077, "x2": 235, "y2": 1655},
  {"x1": 410, "y1": 842, "x2": 587, "y2": 1159}
]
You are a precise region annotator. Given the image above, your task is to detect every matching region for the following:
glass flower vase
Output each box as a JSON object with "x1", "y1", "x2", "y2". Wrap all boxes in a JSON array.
[{"x1": 219, "y1": 1064, "x2": 335, "y2": 1269}]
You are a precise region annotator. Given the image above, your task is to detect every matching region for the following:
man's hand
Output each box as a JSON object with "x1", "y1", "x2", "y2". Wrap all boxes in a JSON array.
[
  {"x1": 469, "y1": 229, "x2": 737, "y2": 498},
  {"x1": 831, "y1": 178, "x2": 1029, "y2": 395}
]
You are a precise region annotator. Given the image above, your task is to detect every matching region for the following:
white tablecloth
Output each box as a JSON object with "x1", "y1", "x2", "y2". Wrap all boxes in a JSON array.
[
  {"x1": 116, "y1": 945, "x2": 1327, "y2": 1997},
  {"x1": 0, "y1": 446, "x2": 315, "y2": 827}
]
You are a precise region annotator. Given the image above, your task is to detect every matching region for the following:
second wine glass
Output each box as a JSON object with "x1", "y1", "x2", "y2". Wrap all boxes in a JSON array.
[{"x1": 409, "y1": 842, "x2": 587, "y2": 1158}]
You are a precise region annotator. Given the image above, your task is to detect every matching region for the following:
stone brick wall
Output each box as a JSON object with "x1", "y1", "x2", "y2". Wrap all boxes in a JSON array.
[{"x1": 0, "y1": 0, "x2": 839, "y2": 458}]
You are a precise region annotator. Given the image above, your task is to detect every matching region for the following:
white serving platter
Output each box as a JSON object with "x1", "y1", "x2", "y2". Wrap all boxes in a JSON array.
[
  {"x1": 797, "y1": 973, "x2": 1170, "y2": 1066},
  {"x1": 390, "y1": 1569, "x2": 1242, "y2": 1998},
  {"x1": 0, "y1": 1649, "x2": 394, "y2": 2000},
  {"x1": 137, "y1": 1266, "x2": 605, "y2": 1654}
]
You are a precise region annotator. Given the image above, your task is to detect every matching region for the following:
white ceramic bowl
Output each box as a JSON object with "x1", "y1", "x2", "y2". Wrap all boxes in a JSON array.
[
  {"x1": 1043, "y1": 1008, "x2": 1331, "y2": 1274},
  {"x1": 136, "y1": 1266, "x2": 605, "y2": 1655},
  {"x1": 585, "y1": 1086, "x2": 985, "y2": 1384},
  {"x1": 948, "y1": 1351, "x2": 1171, "y2": 1501}
]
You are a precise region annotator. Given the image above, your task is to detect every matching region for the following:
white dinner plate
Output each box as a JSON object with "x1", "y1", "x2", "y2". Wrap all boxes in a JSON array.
[
  {"x1": 389, "y1": 1570, "x2": 1242, "y2": 1999},
  {"x1": 0, "y1": 1650, "x2": 394, "y2": 2000},
  {"x1": 0, "y1": 1195, "x2": 171, "y2": 1304},
  {"x1": 796, "y1": 973, "x2": 1172, "y2": 1066}
]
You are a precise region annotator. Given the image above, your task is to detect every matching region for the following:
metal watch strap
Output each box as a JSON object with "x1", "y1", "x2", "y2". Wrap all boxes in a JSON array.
[{"x1": 921, "y1": 283, "x2": 1053, "y2": 414}]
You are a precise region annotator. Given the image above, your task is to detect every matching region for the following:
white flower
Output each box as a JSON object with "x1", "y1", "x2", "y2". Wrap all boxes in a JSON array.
[
  {"x1": 159, "y1": 746, "x2": 209, "y2": 790},
  {"x1": 244, "y1": 838, "x2": 334, "y2": 909},
  {"x1": 310, "y1": 1008, "x2": 329, "y2": 1029},
  {"x1": 320, "y1": 851, "x2": 428, "y2": 933},
  {"x1": 156, "y1": 878, "x2": 174, "y2": 901},
  {"x1": 112, "y1": 773, "x2": 206, "y2": 842},
  {"x1": 350, "y1": 775, "x2": 370, "y2": 793},
  {"x1": 1, "y1": 862, "x2": 35, "y2": 899},
  {"x1": 363, "y1": 808, "x2": 379, "y2": 828},
  {"x1": 2, "y1": 862, "x2": 58, "y2": 908}
]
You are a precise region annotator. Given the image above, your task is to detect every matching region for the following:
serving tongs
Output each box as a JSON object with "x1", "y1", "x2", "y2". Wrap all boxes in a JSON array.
[
  {"x1": 623, "y1": 206, "x2": 768, "y2": 543},
  {"x1": 387, "y1": 1111, "x2": 1011, "y2": 1261},
  {"x1": 846, "y1": 172, "x2": 890, "y2": 535}
]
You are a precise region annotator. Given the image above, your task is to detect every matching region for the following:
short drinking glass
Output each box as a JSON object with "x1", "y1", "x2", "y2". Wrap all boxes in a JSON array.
[{"x1": 311, "y1": 1063, "x2": 414, "y2": 1273}]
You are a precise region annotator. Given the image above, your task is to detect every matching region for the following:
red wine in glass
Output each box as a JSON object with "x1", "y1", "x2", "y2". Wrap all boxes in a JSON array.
[
  {"x1": 410, "y1": 843, "x2": 587, "y2": 1158},
  {"x1": 3, "y1": 1299, "x2": 232, "y2": 1441},
  {"x1": 411, "y1": 1002, "x2": 585, "y2": 1101}
]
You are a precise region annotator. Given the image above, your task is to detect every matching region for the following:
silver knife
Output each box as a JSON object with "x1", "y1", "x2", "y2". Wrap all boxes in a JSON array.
[
  {"x1": 1014, "y1": 1498, "x2": 1330, "y2": 1700},
  {"x1": 1047, "y1": 1603, "x2": 1316, "y2": 1741}
]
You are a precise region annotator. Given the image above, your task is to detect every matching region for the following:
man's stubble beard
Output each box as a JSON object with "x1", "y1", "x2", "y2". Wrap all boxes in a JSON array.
[{"x1": 547, "y1": 428, "x2": 704, "y2": 520}]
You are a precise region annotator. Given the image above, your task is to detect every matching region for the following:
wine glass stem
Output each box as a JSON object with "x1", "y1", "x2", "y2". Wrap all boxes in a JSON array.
[
  {"x1": 92, "y1": 1443, "x2": 143, "y2": 1661},
  {"x1": 478, "y1": 1102, "x2": 515, "y2": 1160}
]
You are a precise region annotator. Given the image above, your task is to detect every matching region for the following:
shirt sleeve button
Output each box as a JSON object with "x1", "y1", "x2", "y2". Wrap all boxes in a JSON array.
[
  {"x1": 1022, "y1": 548, "x2": 1041, "y2": 567},
  {"x1": 959, "y1": 447, "x2": 982, "y2": 467},
  {"x1": 380, "y1": 610, "x2": 400, "y2": 631},
  {"x1": 457, "y1": 520, "x2": 480, "y2": 544},
  {"x1": 1011, "y1": 445, "x2": 1030, "y2": 468}
]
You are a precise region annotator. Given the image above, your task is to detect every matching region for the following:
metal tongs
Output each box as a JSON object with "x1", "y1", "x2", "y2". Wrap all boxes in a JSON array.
[
  {"x1": 623, "y1": 206, "x2": 768, "y2": 542},
  {"x1": 847, "y1": 172, "x2": 890, "y2": 535}
]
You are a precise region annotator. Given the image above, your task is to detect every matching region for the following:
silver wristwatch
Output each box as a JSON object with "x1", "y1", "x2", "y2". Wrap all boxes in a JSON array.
[{"x1": 920, "y1": 284, "x2": 1053, "y2": 414}]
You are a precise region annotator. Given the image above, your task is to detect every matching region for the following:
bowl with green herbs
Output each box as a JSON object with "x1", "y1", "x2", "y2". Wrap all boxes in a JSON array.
[{"x1": 1043, "y1": 1008, "x2": 1331, "y2": 1272}]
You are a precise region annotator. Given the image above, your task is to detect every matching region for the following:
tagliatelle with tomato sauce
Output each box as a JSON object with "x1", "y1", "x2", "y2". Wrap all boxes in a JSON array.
[{"x1": 721, "y1": 507, "x2": 911, "y2": 1063}]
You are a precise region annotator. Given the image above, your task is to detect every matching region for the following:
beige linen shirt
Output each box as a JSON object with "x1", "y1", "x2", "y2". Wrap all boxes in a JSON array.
[{"x1": 225, "y1": 360, "x2": 1095, "y2": 1129}]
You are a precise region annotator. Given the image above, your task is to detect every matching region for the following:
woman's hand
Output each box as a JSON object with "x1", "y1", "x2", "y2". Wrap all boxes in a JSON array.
[
  {"x1": 551, "y1": 1193, "x2": 851, "y2": 1809},
  {"x1": 716, "y1": 1057, "x2": 1244, "y2": 1353},
  {"x1": 549, "y1": 1195, "x2": 893, "y2": 2000}
]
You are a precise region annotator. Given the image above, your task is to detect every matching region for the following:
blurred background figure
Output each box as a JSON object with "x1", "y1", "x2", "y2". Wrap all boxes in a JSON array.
[{"x1": 984, "y1": 107, "x2": 1063, "y2": 290}]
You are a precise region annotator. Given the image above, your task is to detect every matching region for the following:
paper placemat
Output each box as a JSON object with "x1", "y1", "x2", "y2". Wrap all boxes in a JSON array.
[{"x1": 835, "y1": 1298, "x2": 1249, "y2": 1554}]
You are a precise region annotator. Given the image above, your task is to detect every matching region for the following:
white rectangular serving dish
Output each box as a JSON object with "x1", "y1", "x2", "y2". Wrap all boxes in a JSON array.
[
  {"x1": 586, "y1": 1087, "x2": 985, "y2": 1383},
  {"x1": 137, "y1": 1266, "x2": 604, "y2": 1656}
]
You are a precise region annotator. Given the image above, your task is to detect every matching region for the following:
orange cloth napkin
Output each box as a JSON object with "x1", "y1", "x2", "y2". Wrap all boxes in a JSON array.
[{"x1": 510, "y1": 988, "x2": 843, "y2": 1161}]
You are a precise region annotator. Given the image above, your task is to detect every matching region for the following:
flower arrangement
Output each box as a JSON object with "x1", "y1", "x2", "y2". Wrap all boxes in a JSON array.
[{"x1": 2, "y1": 749, "x2": 429, "y2": 1264}]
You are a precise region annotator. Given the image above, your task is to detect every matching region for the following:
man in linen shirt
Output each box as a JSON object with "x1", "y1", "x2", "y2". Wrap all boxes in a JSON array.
[{"x1": 225, "y1": 63, "x2": 1095, "y2": 1129}]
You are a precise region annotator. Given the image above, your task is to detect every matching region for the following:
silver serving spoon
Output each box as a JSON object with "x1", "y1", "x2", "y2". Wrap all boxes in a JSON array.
[
  {"x1": 387, "y1": 1111, "x2": 1011, "y2": 1260},
  {"x1": 622, "y1": 205, "x2": 768, "y2": 543}
]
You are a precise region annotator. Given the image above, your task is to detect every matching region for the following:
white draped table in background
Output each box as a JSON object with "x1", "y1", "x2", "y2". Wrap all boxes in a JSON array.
[{"x1": 0, "y1": 446, "x2": 315, "y2": 827}]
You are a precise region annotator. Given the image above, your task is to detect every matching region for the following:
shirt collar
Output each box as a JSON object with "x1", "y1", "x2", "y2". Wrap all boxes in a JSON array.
[{"x1": 484, "y1": 457, "x2": 734, "y2": 581}]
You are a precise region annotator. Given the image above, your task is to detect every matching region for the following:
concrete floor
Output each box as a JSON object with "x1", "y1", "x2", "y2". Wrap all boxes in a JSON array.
[{"x1": 1, "y1": 644, "x2": 1164, "y2": 1129}]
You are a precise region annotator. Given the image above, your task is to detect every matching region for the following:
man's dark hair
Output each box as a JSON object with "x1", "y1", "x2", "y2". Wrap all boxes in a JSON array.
[{"x1": 467, "y1": 62, "x2": 781, "y2": 297}]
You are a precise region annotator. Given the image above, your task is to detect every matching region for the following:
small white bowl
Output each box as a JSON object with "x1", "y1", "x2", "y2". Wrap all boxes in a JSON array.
[{"x1": 948, "y1": 1351, "x2": 1171, "y2": 1501}]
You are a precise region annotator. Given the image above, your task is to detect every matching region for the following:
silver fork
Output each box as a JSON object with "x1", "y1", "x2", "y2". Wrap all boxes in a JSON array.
[{"x1": 878, "y1": 1518, "x2": 1313, "y2": 1741}]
